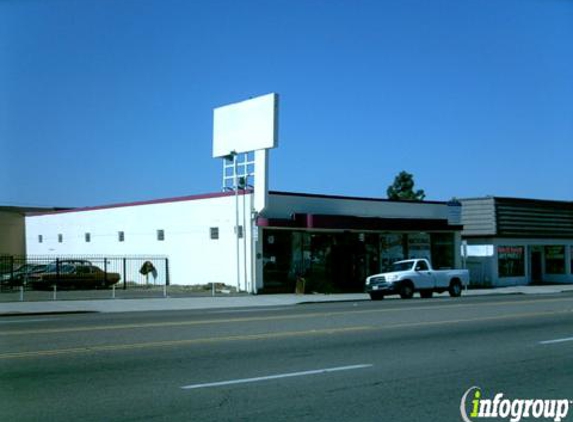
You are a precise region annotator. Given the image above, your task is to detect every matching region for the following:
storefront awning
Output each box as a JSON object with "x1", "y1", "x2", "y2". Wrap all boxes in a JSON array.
[{"x1": 257, "y1": 213, "x2": 462, "y2": 231}]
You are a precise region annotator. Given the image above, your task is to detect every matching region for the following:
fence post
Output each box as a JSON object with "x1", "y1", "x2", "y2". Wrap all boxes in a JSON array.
[
  {"x1": 112, "y1": 284, "x2": 116, "y2": 299},
  {"x1": 212, "y1": 282, "x2": 215, "y2": 297},
  {"x1": 163, "y1": 283, "x2": 167, "y2": 298},
  {"x1": 56, "y1": 258, "x2": 60, "y2": 280},
  {"x1": 53, "y1": 285, "x2": 57, "y2": 301},
  {"x1": 10, "y1": 256, "x2": 14, "y2": 283},
  {"x1": 104, "y1": 258, "x2": 108, "y2": 286},
  {"x1": 123, "y1": 258, "x2": 127, "y2": 290},
  {"x1": 165, "y1": 258, "x2": 170, "y2": 286},
  {"x1": 19, "y1": 285, "x2": 24, "y2": 302}
]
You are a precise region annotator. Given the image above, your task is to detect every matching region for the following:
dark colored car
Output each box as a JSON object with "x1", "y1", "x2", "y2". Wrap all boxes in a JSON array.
[
  {"x1": 0, "y1": 264, "x2": 48, "y2": 290},
  {"x1": 28, "y1": 264, "x2": 121, "y2": 290}
]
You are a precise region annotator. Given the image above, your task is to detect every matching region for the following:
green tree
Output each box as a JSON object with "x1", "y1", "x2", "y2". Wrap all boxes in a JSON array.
[{"x1": 387, "y1": 171, "x2": 426, "y2": 201}]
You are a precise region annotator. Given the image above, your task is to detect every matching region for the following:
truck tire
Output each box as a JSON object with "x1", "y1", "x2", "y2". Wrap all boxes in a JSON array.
[
  {"x1": 420, "y1": 290, "x2": 433, "y2": 299},
  {"x1": 448, "y1": 279, "x2": 462, "y2": 297},
  {"x1": 399, "y1": 281, "x2": 414, "y2": 299},
  {"x1": 369, "y1": 292, "x2": 385, "y2": 301}
]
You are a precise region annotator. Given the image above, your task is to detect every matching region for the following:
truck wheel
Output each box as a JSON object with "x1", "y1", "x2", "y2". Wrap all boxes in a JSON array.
[
  {"x1": 448, "y1": 279, "x2": 462, "y2": 297},
  {"x1": 399, "y1": 281, "x2": 414, "y2": 299},
  {"x1": 420, "y1": 290, "x2": 433, "y2": 299},
  {"x1": 369, "y1": 292, "x2": 384, "y2": 301}
]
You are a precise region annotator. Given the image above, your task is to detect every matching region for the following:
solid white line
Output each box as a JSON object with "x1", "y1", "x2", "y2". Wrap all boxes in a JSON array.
[
  {"x1": 0, "y1": 318, "x2": 60, "y2": 324},
  {"x1": 181, "y1": 364, "x2": 373, "y2": 390},
  {"x1": 539, "y1": 337, "x2": 573, "y2": 345}
]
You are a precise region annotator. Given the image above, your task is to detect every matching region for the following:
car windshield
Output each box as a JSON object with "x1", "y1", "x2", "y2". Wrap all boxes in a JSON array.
[
  {"x1": 388, "y1": 261, "x2": 415, "y2": 272},
  {"x1": 15, "y1": 264, "x2": 34, "y2": 273}
]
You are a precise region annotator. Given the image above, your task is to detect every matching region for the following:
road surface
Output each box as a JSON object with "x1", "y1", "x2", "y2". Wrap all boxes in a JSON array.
[{"x1": 1, "y1": 294, "x2": 573, "y2": 421}]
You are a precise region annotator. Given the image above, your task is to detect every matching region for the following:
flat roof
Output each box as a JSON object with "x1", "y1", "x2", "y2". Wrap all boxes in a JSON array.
[
  {"x1": 462, "y1": 196, "x2": 573, "y2": 207},
  {"x1": 269, "y1": 191, "x2": 451, "y2": 205},
  {"x1": 26, "y1": 191, "x2": 251, "y2": 216}
]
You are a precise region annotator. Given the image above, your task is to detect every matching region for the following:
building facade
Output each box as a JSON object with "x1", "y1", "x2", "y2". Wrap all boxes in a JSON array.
[
  {"x1": 25, "y1": 190, "x2": 463, "y2": 293},
  {"x1": 461, "y1": 197, "x2": 573, "y2": 286},
  {"x1": 258, "y1": 192, "x2": 463, "y2": 293}
]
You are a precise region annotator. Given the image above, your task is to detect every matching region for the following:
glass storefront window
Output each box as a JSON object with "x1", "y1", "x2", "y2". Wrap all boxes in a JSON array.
[
  {"x1": 407, "y1": 233, "x2": 431, "y2": 261},
  {"x1": 262, "y1": 230, "x2": 294, "y2": 292},
  {"x1": 545, "y1": 245, "x2": 565, "y2": 274},
  {"x1": 431, "y1": 233, "x2": 454, "y2": 269},
  {"x1": 379, "y1": 234, "x2": 405, "y2": 270},
  {"x1": 498, "y1": 246, "x2": 525, "y2": 277}
]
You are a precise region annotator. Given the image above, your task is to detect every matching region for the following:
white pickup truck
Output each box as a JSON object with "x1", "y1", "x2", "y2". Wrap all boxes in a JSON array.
[{"x1": 365, "y1": 258, "x2": 469, "y2": 300}]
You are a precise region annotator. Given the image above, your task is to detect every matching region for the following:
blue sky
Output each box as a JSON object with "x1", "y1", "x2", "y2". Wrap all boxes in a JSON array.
[{"x1": 1, "y1": 0, "x2": 571, "y2": 207}]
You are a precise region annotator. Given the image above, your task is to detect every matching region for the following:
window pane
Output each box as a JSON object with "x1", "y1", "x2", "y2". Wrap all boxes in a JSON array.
[
  {"x1": 431, "y1": 233, "x2": 454, "y2": 269},
  {"x1": 407, "y1": 233, "x2": 431, "y2": 261},
  {"x1": 545, "y1": 245, "x2": 565, "y2": 274},
  {"x1": 210, "y1": 227, "x2": 219, "y2": 240},
  {"x1": 380, "y1": 234, "x2": 405, "y2": 269},
  {"x1": 498, "y1": 246, "x2": 525, "y2": 277}
]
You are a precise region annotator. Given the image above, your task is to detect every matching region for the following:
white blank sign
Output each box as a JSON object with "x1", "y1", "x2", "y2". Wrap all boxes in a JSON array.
[{"x1": 212, "y1": 93, "x2": 279, "y2": 158}]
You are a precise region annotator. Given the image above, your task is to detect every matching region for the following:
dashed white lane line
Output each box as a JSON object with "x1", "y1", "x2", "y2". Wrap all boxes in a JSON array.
[
  {"x1": 181, "y1": 364, "x2": 373, "y2": 390},
  {"x1": 539, "y1": 336, "x2": 573, "y2": 345}
]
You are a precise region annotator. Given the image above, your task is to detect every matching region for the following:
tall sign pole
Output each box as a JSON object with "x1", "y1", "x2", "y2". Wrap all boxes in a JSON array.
[{"x1": 212, "y1": 93, "x2": 279, "y2": 293}]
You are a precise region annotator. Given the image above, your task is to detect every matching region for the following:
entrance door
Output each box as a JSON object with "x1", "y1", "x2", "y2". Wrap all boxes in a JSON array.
[{"x1": 530, "y1": 251, "x2": 542, "y2": 284}]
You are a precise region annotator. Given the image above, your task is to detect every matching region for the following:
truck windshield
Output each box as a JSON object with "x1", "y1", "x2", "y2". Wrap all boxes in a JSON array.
[{"x1": 389, "y1": 261, "x2": 414, "y2": 272}]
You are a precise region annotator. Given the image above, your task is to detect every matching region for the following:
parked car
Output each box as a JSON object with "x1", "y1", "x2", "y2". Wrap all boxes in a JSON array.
[
  {"x1": 0, "y1": 264, "x2": 48, "y2": 290},
  {"x1": 48, "y1": 259, "x2": 93, "y2": 266},
  {"x1": 365, "y1": 258, "x2": 469, "y2": 300},
  {"x1": 28, "y1": 264, "x2": 121, "y2": 290}
]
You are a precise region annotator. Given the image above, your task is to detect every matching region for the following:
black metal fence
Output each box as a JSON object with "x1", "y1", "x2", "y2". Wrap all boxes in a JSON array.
[{"x1": 0, "y1": 255, "x2": 170, "y2": 291}]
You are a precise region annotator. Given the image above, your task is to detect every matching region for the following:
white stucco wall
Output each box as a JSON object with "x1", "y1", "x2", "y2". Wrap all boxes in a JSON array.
[{"x1": 25, "y1": 193, "x2": 255, "y2": 290}]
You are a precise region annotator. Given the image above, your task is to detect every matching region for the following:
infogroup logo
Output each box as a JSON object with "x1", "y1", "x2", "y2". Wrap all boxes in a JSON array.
[{"x1": 460, "y1": 387, "x2": 571, "y2": 422}]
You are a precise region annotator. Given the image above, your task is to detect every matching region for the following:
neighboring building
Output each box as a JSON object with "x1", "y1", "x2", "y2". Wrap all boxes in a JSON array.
[
  {"x1": 0, "y1": 206, "x2": 61, "y2": 256},
  {"x1": 25, "y1": 191, "x2": 464, "y2": 293},
  {"x1": 461, "y1": 197, "x2": 573, "y2": 287}
]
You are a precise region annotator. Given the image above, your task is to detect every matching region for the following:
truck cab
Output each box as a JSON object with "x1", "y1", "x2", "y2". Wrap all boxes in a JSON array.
[{"x1": 365, "y1": 258, "x2": 469, "y2": 300}]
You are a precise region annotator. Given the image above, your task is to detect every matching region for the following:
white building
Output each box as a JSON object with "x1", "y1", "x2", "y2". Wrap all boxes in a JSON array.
[{"x1": 25, "y1": 190, "x2": 463, "y2": 293}]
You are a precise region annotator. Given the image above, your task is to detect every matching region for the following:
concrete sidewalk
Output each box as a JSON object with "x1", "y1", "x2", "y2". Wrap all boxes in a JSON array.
[{"x1": 1, "y1": 285, "x2": 573, "y2": 316}]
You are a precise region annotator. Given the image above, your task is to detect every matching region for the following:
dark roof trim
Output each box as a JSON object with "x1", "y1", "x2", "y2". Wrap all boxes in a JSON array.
[
  {"x1": 463, "y1": 234, "x2": 573, "y2": 240},
  {"x1": 0, "y1": 206, "x2": 68, "y2": 215},
  {"x1": 269, "y1": 191, "x2": 450, "y2": 205},
  {"x1": 462, "y1": 196, "x2": 573, "y2": 207},
  {"x1": 27, "y1": 190, "x2": 252, "y2": 216},
  {"x1": 257, "y1": 213, "x2": 462, "y2": 231}
]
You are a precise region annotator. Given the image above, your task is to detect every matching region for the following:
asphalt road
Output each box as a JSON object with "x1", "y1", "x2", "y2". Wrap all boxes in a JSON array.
[{"x1": 1, "y1": 294, "x2": 573, "y2": 422}]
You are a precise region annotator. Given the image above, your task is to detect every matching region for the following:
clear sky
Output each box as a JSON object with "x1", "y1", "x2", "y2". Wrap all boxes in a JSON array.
[{"x1": 1, "y1": 0, "x2": 571, "y2": 208}]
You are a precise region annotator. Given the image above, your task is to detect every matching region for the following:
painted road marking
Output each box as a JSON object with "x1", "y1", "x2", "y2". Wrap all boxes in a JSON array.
[
  {"x1": 0, "y1": 318, "x2": 60, "y2": 324},
  {"x1": 0, "y1": 326, "x2": 374, "y2": 360},
  {"x1": 539, "y1": 336, "x2": 573, "y2": 345},
  {"x1": 207, "y1": 308, "x2": 287, "y2": 314},
  {"x1": 2, "y1": 309, "x2": 573, "y2": 360},
  {"x1": 181, "y1": 364, "x2": 373, "y2": 390},
  {"x1": 1, "y1": 296, "x2": 572, "y2": 337}
]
